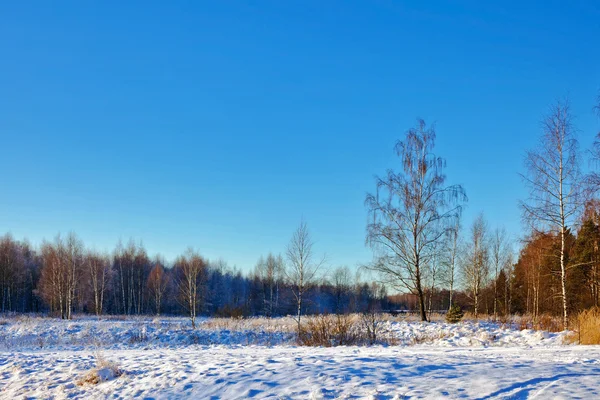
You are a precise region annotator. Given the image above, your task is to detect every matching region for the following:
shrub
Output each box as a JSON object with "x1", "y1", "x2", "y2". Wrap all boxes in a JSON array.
[
  {"x1": 361, "y1": 311, "x2": 384, "y2": 345},
  {"x1": 127, "y1": 327, "x2": 148, "y2": 344},
  {"x1": 298, "y1": 314, "x2": 359, "y2": 346},
  {"x1": 215, "y1": 305, "x2": 245, "y2": 318},
  {"x1": 536, "y1": 314, "x2": 563, "y2": 333},
  {"x1": 446, "y1": 305, "x2": 464, "y2": 323}
]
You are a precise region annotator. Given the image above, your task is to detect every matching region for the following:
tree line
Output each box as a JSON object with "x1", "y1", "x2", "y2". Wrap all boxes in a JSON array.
[{"x1": 0, "y1": 230, "x2": 390, "y2": 325}]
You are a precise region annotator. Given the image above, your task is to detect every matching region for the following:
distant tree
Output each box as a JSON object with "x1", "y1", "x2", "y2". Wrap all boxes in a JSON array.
[
  {"x1": 589, "y1": 91, "x2": 600, "y2": 191},
  {"x1": 512, "y1": 231, "x2": 555, "y2": 318},
  {"x1": 147, "y1": 261, "x2": 169, "y2": 316},
  {"x1": 462, "y1": 214, "x2": 489, "y2": 319},
  {"x1": 86, "y1": 251, "x2": 111, "y2": 316},
  {"x1": 39, "y1": 238, "x2": 63, "y2": 316},
  {"x1": 521, "y1": 100, "x2": 585, "y2": 330},
  {"x1": 425, "y1": 238, "x2": 442, "y2": 317},
  {"x1": 443, "y1": 218, "x2": 461, "y2": 309},
  {"x1": 209, "y1": 258, "x2": 231, "y2": 314},
  {"x1": 503, "y1": 252, "x2": 515, "y2": 315},
  {"x1": 0, "y1": 234, "x2": 20, "y2": 312},
  {"x1": 571, "y1": 207, "x2": 600, "y2": 309},
  {"x1": 64, "y1": 233, "x2": 83, "y2": 319},
  {"x1": 285, "y1": 220, "x2": 325, "y2": 332},
  {"x1": 38, "y1": 233, "x2": 83, "y2": 319},
  {"x1": 366, "y1": 120, "x2": 466, "y2": 321},
  {"x1": 490, "y1": 227, "x2": 509, "y2": 321},
  {"x1": 176, "y1": 249, "x2": 207, "y2": 328},
  {"x1": 331, "y1": 266, "x2": 352, "y2": 314},
  {"x1": 254, "y1": 253, "x2": 284, "y2": 317}
]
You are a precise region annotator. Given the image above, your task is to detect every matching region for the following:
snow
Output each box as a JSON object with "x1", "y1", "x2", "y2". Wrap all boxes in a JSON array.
[{"x1": 1, "y1": 316, "x2": 598, "y2": 399}]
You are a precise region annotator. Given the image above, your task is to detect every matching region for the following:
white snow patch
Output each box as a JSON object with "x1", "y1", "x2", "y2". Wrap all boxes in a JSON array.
[{"x1": 0, "y1": 316, "x2": 594, "y2": 399}]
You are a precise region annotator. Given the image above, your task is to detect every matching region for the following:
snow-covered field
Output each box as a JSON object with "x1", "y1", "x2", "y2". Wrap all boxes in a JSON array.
[{"x1": 1, "y1": 316, "x2": 599, "y2": 399}]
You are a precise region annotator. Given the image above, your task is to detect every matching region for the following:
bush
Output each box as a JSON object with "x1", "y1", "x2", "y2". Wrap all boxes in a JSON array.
[
  {"x1": 361, "y1": 311, "x2": 383, "y2": 345},
  {"x1": 215, "y1": 305, "x2": 245, "y2": 318},
  {"x1": 298, "y1": 314, "x2": 359, "y2": 346},
  {"x1": 446, "y1": 305, "x2": 464, "y2": 323}
]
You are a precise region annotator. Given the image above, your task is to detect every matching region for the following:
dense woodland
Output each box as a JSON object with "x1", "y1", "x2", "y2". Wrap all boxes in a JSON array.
[{"x1": 1, "y1": 96, "x2": 599, "y2": 329}]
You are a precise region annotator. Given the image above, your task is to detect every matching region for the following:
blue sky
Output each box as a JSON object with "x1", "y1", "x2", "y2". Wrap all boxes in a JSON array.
[{"x1": 1, "y1": 1, "x2": 599, "y2": 271}]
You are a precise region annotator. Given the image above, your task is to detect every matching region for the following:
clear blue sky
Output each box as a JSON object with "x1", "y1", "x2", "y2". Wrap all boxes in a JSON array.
[{"x1": 1, "y1": 1, "x2": 599, "y2": 271}]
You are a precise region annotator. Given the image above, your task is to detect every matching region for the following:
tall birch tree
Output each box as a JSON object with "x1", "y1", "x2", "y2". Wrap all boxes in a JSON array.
[
  {"x1": 521, "y1": 100, "x2": 584, "y2": 330},
  {"x1": 366, "y1": 120, "x2": 466, "y2": 321}
]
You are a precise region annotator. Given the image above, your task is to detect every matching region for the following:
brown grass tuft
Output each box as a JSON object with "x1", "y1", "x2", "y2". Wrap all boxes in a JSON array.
[{"x1": 76, "y1": 354, "x2": 123, "y2": 386}]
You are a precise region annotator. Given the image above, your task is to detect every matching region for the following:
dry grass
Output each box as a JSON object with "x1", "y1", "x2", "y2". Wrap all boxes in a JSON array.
[
  {"x1": 298, "y1": 313, "x2": 397, "y2": 346},
  {"x1": 77, "y1": 353, "x2": 123, "y2": 386},
  {"x1": 200, "y1": 316, "x2": 297, "y2": 332},
  {"x1": 298, "y1": 314, "x2": 360, "y2": 346},
  {"x1": 572, "y1": 308, "x2": 600, "y2": 345},
  {"x1": 516, "y1": 314, "x2": 563, "y2": 333},
  {"x1": 409, "y1": 331, "x2": 453, "y2": 345}
]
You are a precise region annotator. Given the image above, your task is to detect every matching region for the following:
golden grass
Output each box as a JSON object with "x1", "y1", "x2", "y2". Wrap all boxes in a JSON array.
[{"x1": 573, "y1": 308, "x2": 600, "y2": 345}]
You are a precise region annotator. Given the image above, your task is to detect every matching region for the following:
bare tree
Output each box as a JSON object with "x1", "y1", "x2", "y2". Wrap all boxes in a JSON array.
[
  {"x1": 490, "y1": 227, "x2": 509, "y2": 321},
  {"x1": 255, "y1": 253, "x2": 284, "y2": 318},
  {"x1": 0, "y1": 234, "x2": 19, "y2": 312},
  {"x1": 39, "y1": 238, "x2": 66, "y2": 317},
  {"x1": 86, "y1": 251, "x2": 110, "y2": 316},
  {"x1": 462, "y1": 214, "x2": 489, "y2": 319},
  {"x1": 589, "y1": 91, "x2": 600, "y2": 190},
  {"x1": 147, "y1": 261, "x2": 169, "y2": 316},
  {"x1": 63, "y1": 233, "x2": 84, "y2": 319},
  {"x1": 443, "y1": 218, "x2": 461, "y2": 309},
  {"x1": 176, "y1": 249, "x2": 207, "y2": 328},
  {"x1": 521, "y1": 100, "x2": 584, "y2": 330},
  {"x1": 285, "y1": 220, "x2": 325, "y2": 332},
  {"x1": 38, "y1": 233, "x2": 83, "y2": 319},
  {"x1": 366, "y1": 120, "x2": 466, "y2": 321},
  {"x1": 332, "y1": 266, "x2": 352, "y2": 314},
  {"x1": 425, "y1": 239, "x2": 441, "y2": 316},
  {"x1": 503, "y1": 252, "x2": 515, "y2": 316}
]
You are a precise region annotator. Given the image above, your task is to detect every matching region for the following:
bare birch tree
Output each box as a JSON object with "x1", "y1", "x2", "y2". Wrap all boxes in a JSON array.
[
  {"x1": 147, "y1": 261, "x2": 169, "y2": 316},
  {"x1": 443, "y1": 218, "x2": 461, "y2": 309},
  {"x1": 490, "y1": 227, "x2": 509, "y2": 321},
  {"x1": 86, "y1": 251, "x2": 110, "y2": 316},
  {"x1": 366, "y1": 120, "x2": 466, "y2": 321},
  {"x1": 462, "y1": 214, "x2": 489, "y2": 319},
  {"x1": 38, "y1": 233, "x2": 83, "y2": 319},
  {"x1": 425, "y1": 239, "x2": 441, "y2": 316},
  {"x1": 521, "y1": 100, "x2": 584, "y2": 330},
  {"x1": 176, "y1": 249, "x2": 207, "y2": 329},
  {"x1": 589, "y1": 91, "x2": 600, "y2": 190},
  {"x1": 285, "y1": 220, "x2": 324, "y2": 332},
  {"x1": 503, "y1": 252, "x2": 515, "y2": 315},
  {"x1": 64, "y1": 233, "x2": 83, "y2": 319},
  {"x1": 254, "y1": 253, "x2": 284, "y2": 317}
]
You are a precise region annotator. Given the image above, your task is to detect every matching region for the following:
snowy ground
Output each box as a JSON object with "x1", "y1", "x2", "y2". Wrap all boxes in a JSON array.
[{"x1": 1, "y1": 316, "x2": 598, "y2": 399}]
